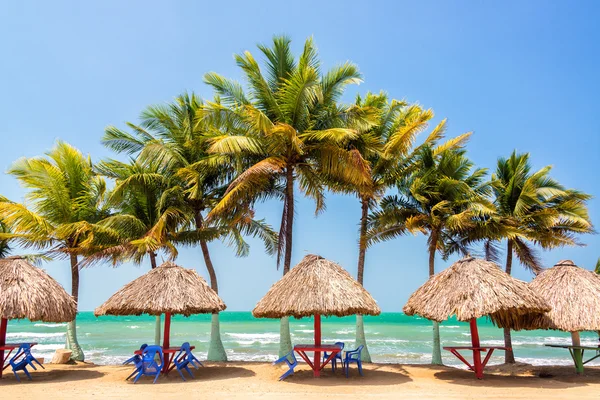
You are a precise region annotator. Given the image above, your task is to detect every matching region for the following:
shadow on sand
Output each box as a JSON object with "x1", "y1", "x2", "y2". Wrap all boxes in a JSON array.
[
  {"x1": 126, "y1": 364, "x2": 256, "y2": 384},
  {"x1": 0, "y1": 364, "x2": 105, "y2": 385},
  {"x1": 431, "y1": 364, "x2": 600, "y2": 388},
  {"x1": 282, "y1": 364, "x2": 412, "y2": 386}
]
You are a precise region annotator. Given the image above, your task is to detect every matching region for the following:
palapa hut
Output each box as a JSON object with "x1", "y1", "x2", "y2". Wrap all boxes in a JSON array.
[
  {"x1": 0, "y1": 256, "x2": 77, "y2": 378},
  {"x1": 517, "y1": 260, "x2": 600, "y2": 373},
  {"x1": 403, "y1": 256, "x2": 549, "y2": 379},
  {"x1": 253, "y1": 254, "x2": 380, "y2": 377},
  {"x1": 95, "y1": 261, "x2": 225, "y2": 349}
]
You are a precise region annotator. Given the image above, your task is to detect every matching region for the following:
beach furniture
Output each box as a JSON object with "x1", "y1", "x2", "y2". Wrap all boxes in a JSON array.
[
  {"x1": 8, "y1": 343, "x2": 45, "y2": 382},
  {"x1": 515, "y1": 260, "x2": 600, "y2": 374},
  {"x1": 253, "y1": 255, "x2": 380, "y2": 378},
  {"x1": 343, "y1": 345, "x2": 364, "y2": 377},
  {"x1": 322, "y1": 341, "x2": 344, "y2": 372},
  {"x1": 123, "y1": 344, "x2": 147, "y2": 380},
  {"x1": 544, "y1": 344, "x2": 600, "y2": 373},
  {"x1": 172, "y1": 342, "x2": 201, "y2": 381},
  {"x1": 0, "y1": 257, "x2": 77, "y2": 378},
  {"x1": 403, "y1": 257, "x2": 549, "y2": 379},
  {"x1": 134, "y1": 343, "x2": 196, "y2": 376},
  {"x1": 95, "y1": 261, "x2": 225, "y2": 375},
  {"x1": 179, "y1": 342, "x2": 203, "y2": 369},
  {"x1": 133, "y1": 345, "x2": 164, "y2": 384},
  {"x1": 273, "y1": 350, "x2": 298, "y2": 381}
]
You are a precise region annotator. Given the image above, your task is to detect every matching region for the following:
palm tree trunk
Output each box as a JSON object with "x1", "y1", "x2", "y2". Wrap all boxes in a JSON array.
[
  {"x1": 503, "y1": 239, "x2": 516, "y2": 363},
  {"x1": 150, "y1": 252, "x2": 161, "y2": 346},
  {"x1": 196, "y1": 214, "x2": 227, "y2": 361},
  {"x1": 355, "y1": 197, "x2": 372, "y2": 362},
  {"x1": 279, "y1": 167, "x2": 295, "y2": 357},
  {"x1": 66, "y1": 253, "x2": 84, "y2": 361},
  {"x1": 429, "y1": 230, "x2": 442, "y2": 365}
]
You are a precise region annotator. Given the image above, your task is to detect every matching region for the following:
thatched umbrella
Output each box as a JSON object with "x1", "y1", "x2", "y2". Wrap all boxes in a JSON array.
[
  {"x1": 517, "y1": 260, "x2": 600, "y2": 373},
  {"x1": 95, "y1": 261, "x2": 226, "y2": 349},
  {"x1": 253, "y1": 254, "x2": 381, "y2": 377},
  {"x1": 0, "y1": 256, "x2": 77, "y2": 378},
  {"x1": 403, "y1": 256, "x2": 549, "y2": 378}
]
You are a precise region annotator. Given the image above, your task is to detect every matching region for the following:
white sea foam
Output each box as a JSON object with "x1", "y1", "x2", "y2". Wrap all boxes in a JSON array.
[
  {"x1": 333, "y1": 329, "x2": 353, "y2": 335},
  {"x1": 7, "y1": 332, "x2": 65, "y2": 339},
  {"x1": 33, "y1": 323, "x2": 66, "y2": 328},
  {"x1": 127, "y1": 325, "x2": 141, "y2": 329},
  {"x1": 295, "y1": 329, "x2": 314, "y2": 334}
]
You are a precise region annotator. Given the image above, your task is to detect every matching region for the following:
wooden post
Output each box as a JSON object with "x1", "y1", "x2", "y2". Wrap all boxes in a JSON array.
[
  {"x1": 314, "y1": 314, "x2": 321, "y2": 378},
  {"x1": 470, "y1": 318, "x2": 483, "y2": 379},
  {"x1": 163, "y1": 313, "x2": 171, "y2": 349},
  {"x1": 571, "y1": 331, "x2": 584, "y2": 374},
  {"x1": 0, "y1": 317, "x2": 7, "y2": 378}
]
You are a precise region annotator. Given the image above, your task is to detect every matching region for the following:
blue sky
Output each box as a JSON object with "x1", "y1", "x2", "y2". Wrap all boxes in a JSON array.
[{"x1": 1, "y1": 1, "x2": 598, "y2": 312}]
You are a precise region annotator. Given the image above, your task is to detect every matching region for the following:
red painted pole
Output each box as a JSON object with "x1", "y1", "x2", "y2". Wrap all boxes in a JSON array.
[
  {"x1": 469, "y1": 318, "x2": 483, "y2": 379},
  {"x1": 0, "y1": 317, "x2": 7, "y2": 378},
  {"x1": 314, "y1": 314, "x2": 321, "y2": 378},
  {"x1": 163, "y1": 313, "x2": 171, "y2": 349}
]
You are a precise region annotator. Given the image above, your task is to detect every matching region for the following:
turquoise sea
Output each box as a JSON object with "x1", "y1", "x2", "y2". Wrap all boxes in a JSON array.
[{"x1": 5, "y1": 312, "x2": 599, "y2": 367}]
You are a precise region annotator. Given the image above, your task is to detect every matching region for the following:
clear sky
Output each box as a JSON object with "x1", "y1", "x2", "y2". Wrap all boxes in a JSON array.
[{"x1": 1, "y1": 1, "x2": 598, "y2": 312}]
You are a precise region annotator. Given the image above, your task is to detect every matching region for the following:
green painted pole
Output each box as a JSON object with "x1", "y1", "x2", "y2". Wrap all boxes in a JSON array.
[{"x1": 571, "y1": 331, "x2": 584, "y2": 374}]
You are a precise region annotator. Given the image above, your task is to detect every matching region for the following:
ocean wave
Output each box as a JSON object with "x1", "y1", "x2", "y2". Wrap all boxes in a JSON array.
[
  {"x1": 225, "y1": 332, "x2": 279, "y2": 340},
  {"x1": 33, "y1": 323, "x2": 67, "y2": 328},
  {"x1": 7, "y1": 332, "x2": 65, "y2": 339},
  {"x1": 295, "y1": 329, "x2": 314, "y2": 334},
  {"x1": 333, "y1": 329, "x2": 353, "y2": 335},
  {"x1": 127, "y1": 325, "x2": 141, "y2": 329}
]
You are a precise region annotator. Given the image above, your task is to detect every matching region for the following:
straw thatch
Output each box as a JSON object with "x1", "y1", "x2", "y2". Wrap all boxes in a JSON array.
[
  {"x1": 403, "y1": 257, "x2": 550, "y2": 329},
  {"x1": 94, "y1": 261, "x2": 226, "y2": 317},
  {"x1": 518, "y1": 260, "x2": 600, "y2": 332},
  {"x1": 252, "y1": 254, "x2": 381, "y2": 319},
  {"x1": 0, "y1": 256, "x2": 77, "y2": 322}
]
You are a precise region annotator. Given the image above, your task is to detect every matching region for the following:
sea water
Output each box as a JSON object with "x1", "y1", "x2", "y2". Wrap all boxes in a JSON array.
[{"x1": 5, "y1": 312, "x2": 599, "y2": 366}]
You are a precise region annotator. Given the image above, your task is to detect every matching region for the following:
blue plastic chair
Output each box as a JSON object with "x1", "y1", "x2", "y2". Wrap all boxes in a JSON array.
[
  {"x1": 123, "y1": 344, "x2": 148, "y2": 381},
  {"x1": 133, "y1": 345, "x2": 164, "y2": 384},
  {"x1": 343, "y1": 345, "x2": 364, "y2": 378},
  {"x1": 172, "y1": 343, "x2": 197, "y2": 381},
  {"x1": 322, "y1": 342, "x2": 344, "y2": 372},
  {"x1": 9, "y1": 343, "x2": 44, "y2": 382},
  {"x1": 273, "y1": 351, "x2": 297, "y2": 381},
  {"x1": 181, "y1": 342, "x2": 203, "y2": 369}
]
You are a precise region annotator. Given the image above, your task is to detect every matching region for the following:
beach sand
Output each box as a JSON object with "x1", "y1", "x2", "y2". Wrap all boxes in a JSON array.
[{"x1": 1, "y1": 362, "x2": 599, "y2": 399}]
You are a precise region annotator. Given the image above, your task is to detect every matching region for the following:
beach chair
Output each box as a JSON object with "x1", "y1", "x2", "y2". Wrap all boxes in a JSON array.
[
  {"x1": 343, "y1": 345, "x2": 364, "y2": 378},
  {"x1": 322, "y1": 341, "x2": 344, "y2": 372},
  {"x1": 273, "y1": 350, "x2": 297, "y2": 381},
  {"x1": 9, "y1": 343, "x2": 45, "y2": 382},
  {"x1": 181, "y1": 342, "x2": 203, "y2": 369},
  {"x1": 172, "y1": 343, "x2": 197, "y2": 381},
  {"x1": 123, "y1": 344, "x2": 148, "y2": 381},
  {"x1": 133, "y1": 345, "x2": 164, "y2": 384}
]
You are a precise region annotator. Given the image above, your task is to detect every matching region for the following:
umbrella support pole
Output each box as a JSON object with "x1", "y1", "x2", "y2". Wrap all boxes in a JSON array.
[
  {"x1": 314, "y1": 314, "x2": 321, "y2": 378},
  {"x1": 470, "y1": 318, "x2": 483, "y2": 379},
  {"x1": 0, "y1": 317, "x2": 6, "y2": 378},
  {"x1": 571, "y1": 331, "x2": 584, "y2": 374},
  {"x1": 163, "y1": 313, "x2": 171, "y2": 349}
]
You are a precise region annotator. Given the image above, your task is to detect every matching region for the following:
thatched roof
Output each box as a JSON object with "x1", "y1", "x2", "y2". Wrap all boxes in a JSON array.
[
  {"x1": 252, "y1": 254, "x2": 381, "y2": 319},
  {"x1": 518, "y1": 260, "x2": 600, "y2": 332},
  {"x1": 403, "y1": 257, "x2": 550, "y2": 329},
  {"x1": 94, "y1": 261, "x2": 226, "y2": 317},
  {"x1": 0, "y1": 257, "x2": 77, "y2": 322}
]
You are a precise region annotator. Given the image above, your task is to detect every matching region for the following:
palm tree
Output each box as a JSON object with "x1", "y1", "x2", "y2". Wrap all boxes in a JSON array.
[
  {"x1": 325, "y1": 91, "x2": 471, "y2": 362},
  {"x1": 487, "y1": 151, "x2": 593, "y2": 363},
  {"x1": 367, "y1": 146, "x2": 493, "y2": 364},
  {"x1": 0, "y1": 221, "x2": 10, "y2": 258},
  {"x1": 204, "y1": 36, "x2": 372, "y2": 356},
  {"x1": 102, "y1": 92, "x2": 277, "y2": 361},
  {"x1": 90, "y1": 158, "x2": 179, "y2": 345},
  {"x1": 0, "y1": 141, "x2": 111, "y2": 361}
]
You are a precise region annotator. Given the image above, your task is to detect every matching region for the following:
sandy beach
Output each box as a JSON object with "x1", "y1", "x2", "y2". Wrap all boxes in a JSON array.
[{"x1": 1, "y1": 362, "x2": 599, "y2": 399}]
